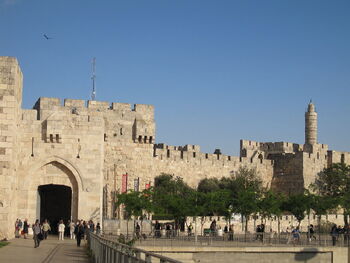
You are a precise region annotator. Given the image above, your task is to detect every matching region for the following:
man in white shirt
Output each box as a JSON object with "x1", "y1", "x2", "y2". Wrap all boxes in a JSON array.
[{"x1": 58, "y1": 220, "x2": 65, "y2": 240}]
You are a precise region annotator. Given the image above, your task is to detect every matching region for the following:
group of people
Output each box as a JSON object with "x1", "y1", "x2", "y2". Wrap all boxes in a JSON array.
[
  {"x1": 330, "y1": 224, "x2": 350, "y2": 246},
  {"x1": 14, "y1": 218, "x2": 30, "y2": 239},
  {"x1": 279, "y1": 224, "x2": 350, "y2": 246},
  {"x1": 255, "y1": 224, "x2": 266, "y2": 241},
  {"x1": 15, "y1": 218, "x2": 101, "y2": 248}
]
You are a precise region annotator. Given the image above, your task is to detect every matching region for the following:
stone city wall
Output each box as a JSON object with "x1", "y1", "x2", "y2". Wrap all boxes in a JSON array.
[{"x1": 1, "y1": 56, "x2": 350, "y2": 240}]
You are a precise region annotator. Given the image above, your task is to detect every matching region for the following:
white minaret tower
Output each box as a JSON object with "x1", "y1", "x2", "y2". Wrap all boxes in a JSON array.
[{"x1": 305, "y1": 100, "x2": 318, "y2": 145}]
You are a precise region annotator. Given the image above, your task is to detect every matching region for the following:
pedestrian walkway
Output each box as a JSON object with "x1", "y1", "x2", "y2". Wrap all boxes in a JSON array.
[{"x1": 0, "y1": 236, "x2": 90, "y2": 263}]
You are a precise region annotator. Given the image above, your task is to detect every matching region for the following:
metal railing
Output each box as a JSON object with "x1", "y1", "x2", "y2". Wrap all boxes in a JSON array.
[
  {"x1": 106, "y1": 230, "x2": 350, "y2": 248},
  {"x1": 88, "y1": 232, "x2": 183, "y2": 263}
]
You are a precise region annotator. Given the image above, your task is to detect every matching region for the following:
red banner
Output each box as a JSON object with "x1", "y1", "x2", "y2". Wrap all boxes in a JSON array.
[
  {"x1": 145, "y1": 183, "x2": 150, "y2": 190},
  {"x1": 122, "y1": 174, "x2": 128, "y2": 193}
]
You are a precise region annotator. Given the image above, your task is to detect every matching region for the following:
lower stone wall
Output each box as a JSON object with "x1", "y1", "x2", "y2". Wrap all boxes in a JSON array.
[{"x1": 143, "y1": 246, "x2": 348, "y2": 263}]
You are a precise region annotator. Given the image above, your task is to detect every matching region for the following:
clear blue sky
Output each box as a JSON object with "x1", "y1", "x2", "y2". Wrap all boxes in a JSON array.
[{"x1": 1, "y1": 0, "x2": 349, "y2": 155}]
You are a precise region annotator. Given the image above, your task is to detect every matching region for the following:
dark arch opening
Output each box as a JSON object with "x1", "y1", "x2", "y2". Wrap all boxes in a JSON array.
[{"x1": 38, "y1": 184, "x2": 72, "y2": 234}]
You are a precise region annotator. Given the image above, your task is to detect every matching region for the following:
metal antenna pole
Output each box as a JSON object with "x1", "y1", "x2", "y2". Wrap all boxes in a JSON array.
[{"x1": 91, "y1": 57, "x2": 96, "y2": 101}]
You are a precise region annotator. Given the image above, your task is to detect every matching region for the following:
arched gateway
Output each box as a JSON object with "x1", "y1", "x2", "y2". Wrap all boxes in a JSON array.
[{"x1": 23, "y1": 158, "x2": 82, "y2": 229}]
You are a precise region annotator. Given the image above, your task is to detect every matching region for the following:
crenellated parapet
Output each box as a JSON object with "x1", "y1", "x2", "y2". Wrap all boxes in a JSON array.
[
  {"x1": 240, "y1": 139, "x2": 304, "y2": 157},
  {"x1": 27, "y1": 97, "x2": 156, "y2": 144},
  {"x1": 327, "y1": 150, "x2": 350, "y2": 166},
  {"x1": 153, "y1": 143, "x2": 274, "y2": 167}
]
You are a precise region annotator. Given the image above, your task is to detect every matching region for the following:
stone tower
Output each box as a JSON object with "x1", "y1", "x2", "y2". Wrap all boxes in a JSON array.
[
  {"x1": 305, "y1": 101, "x2": 317, "y2": 145},
  {"x1": 0, "y1": 57, "x2": 23, "y2": 238}
]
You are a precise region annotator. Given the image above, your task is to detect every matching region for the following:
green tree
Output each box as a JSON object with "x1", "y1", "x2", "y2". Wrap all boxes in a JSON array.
[
  {"x1": 230, "y1": 167, "x2": 263, "y2": 238},
  {"x1": 116, "y1": 189, "x2": 153, "y2": 237},
  {"x1": 312, "y1": 163, "x2": 350, "y2": 224},
  {"x1": 259, "y1": 190, "x2": 286, "y2": 237},
  {"x1": 309, "y1": 194, "x2": 337, "y2": 241},
  {"x1": 233, "y1": 188, "x2": 260, "y2": 240},
  {"x1": 197, "y1": 178, "x2": 220, "y2": 193},
  {"x1": 282, "y1": 192, "x2": 312, "y2": 226},
  {"x1": 153, "y1": 174, "x2": 195, "y2": 231}
]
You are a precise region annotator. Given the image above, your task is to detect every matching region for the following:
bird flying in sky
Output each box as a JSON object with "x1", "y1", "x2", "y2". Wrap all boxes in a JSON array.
[{"x1": 43, "y1": 34, "x2": 53, "y2": 40}]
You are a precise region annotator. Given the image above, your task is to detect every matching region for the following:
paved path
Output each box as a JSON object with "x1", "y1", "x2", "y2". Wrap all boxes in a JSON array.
[{"x1": 0, "y1": 236, "x2": 90, "y2": 263}]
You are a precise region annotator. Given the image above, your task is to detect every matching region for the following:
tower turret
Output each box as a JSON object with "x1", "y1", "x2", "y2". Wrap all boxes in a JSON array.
[{"x1": 305, "y1": 101, "x2": 317, "y2": 145}]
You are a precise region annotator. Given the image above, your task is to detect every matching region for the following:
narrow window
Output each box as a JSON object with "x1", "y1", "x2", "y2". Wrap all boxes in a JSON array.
[
  {"x1": 193, "y1": 152, "x2": 196, "y2": 158},
  {"x1": 167, "y1": 149, "x2": 170, "y2": 158},
  {"x1": 144, "y1": 136, "x2": 147, "y2": 143},
  {"x1": 56, "y1": 134, "x2": 59, "y2": 143},
  {"x1": 31, "y1": 137, "x2": 34, "y2": 157},
  {"x1": 138, "y1": 135, "x2": 142, "y2": 143},
  {"x1": 205, "y1": 153, "x2": 208, "y2": 159},
  {"x1": 120, "y1": 128, "x2": 123, "y2": 135},
  {"x1": 149, "y1": 136, "x2": 153, "y2": 144},
  {"x1": 50, "y1": 134, "x2": 53, "y2": 143},
  {"x1": 180, "y1": 151, "x2": 184, "y2": 159},
  {"x1": 104, "y1": 134, "x2": 107, "y2": 142}
]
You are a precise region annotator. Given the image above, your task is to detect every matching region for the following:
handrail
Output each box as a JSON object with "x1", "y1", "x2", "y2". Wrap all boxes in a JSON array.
[{"x1": 88, "y1": 232, "x2": 183, "y2": 263}]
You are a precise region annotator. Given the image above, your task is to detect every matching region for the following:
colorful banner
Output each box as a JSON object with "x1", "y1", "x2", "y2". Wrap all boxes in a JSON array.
[
  {"x1": 134, "y1": 178, "x2": 139, "y2": 192},
  {"x1": 122, "y1": 174, "x2": 128, "y2": 193},
  {"x1": 145, "y1": 183, "x2": 150, "y2": 190}
]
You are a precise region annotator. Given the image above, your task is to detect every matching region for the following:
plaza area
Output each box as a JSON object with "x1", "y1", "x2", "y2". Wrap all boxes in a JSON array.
[{"x1": 0, "y1": 236, "x2": 89, "y2": 263}]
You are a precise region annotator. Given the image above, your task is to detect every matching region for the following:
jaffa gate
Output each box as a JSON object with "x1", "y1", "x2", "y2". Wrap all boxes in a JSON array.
[{"x1": 0, "y1": 56, "x2": 350, "y2": 245}]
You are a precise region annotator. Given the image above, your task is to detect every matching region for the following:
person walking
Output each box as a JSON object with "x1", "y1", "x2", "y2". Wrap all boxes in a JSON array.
[
  {"x1": 229, "y1": 224, "x2": 234, "y2": 241},
  {"x1": 83, "y1": 221, "x2": 89, "y2": 240},
  {"x1": 187, "y1": 223, "x2": 193, "y2": 237},
  {"x1": 65, "y1": 220, "x2": 71, "y2": 238},
  {"x1": 308, "y1": 224, "x2": 316, "y2": 242},
  {"x1": 23, "y1": 219, "x2": 29, "y2": 239},
  {"x1": 14, "y1": 219, "x2": 20, "y2": 238},
  {"x1": 135, "y1": 222, "x2": 141, "y2": 239},
  {"x1": 210, "y1": 219, "x2": 217, "y2": 236},
  {"x1": 96, "y1": 223, "x2": 101, "y2": 235},
  {"x1": 42, "y1": 220, "x2": 51, "y2": 240},
  {"x1": 32, "y1": 219, "x2": 42, "y2": 248},
  {"x1": 89, "y1": 220, "x2": 95, "y2": 233},
  {"x1": 331, "y1": 224, "x2": 339, "y2": 246},
  {"x1": 58, "y1": 220, "x2": 65, "y2": 240},
  {"x1": 74, "y1": 221, "x2": 84, "y2": 247},
  {"x1": 69, "y1": 220, "x2": 76, "y2": 239},
  {"x1": 17, "y1": 219, "x2": 23, "y2": 238},
  {"x1": 292, "y1": 226, "x2": 300, "y2": 246},
  {"x1": 154, "y1": 220, "x2": 161, "y2": 238}
]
